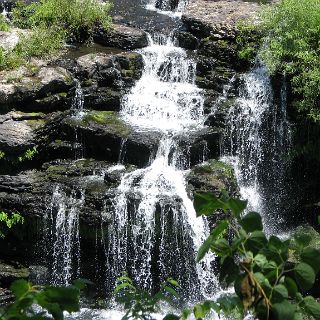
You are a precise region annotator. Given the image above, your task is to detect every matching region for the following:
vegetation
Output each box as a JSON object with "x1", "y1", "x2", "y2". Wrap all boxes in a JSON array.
[
  {"x1": 18, "y1": 146, "x2": 38, "y2": 162},
  {"x1": 0, "y1": 211, "x2": 24, "y2": 238},
  {"x1": 0, "y1": 0, "x2": 112, "y2": 70},
  {"x1": 115, "y1": 275, "x2": 179, "y2": 320},
  {"x1": 116, "y1": 193, "x2": 320, "y2": 320},
  {"x1": 258, "y1": 0, "x2": 320, "y2": 122},
  {"x1": 0, "y1": 279, "x2": 86, "y2": 319},
  {"x1": 12, "y1": 0, "x2": 112, "y2": 40},
  {"x1": 0, "y1": 14, "x2": 10, "y2": 31}
]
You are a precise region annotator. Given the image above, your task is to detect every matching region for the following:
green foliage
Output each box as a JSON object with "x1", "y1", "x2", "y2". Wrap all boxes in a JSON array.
[
  {"x1": 194, "y1": 192, "x2": 320, "y2": 319},
  {"x1": 18, "y1": 146, "x2": 38, "y2": 162},
  {"x1": 0, "y1": 211, "x2": 24, "y2": 238},
  {"x1": 236, "y1": 20, "x2": 262, "y2": 65},
  {"x1": 1, "y1": 0, "x2": 112, "y2": 70},
  {"x1": 0, "y1": 14, "x2": 10, "y2": 31},
  {"x1": 0, "y1": 150, "x2": 5, "y2": 160},
  {"x1": 17, "y1": 25, "x2": 66, "y2": 59},
  {"x1": 259, "y1": 0, "x2": 320, "y2": 121},
  {"x1": 0, "y1": 279, "x2": 86, "y2": 319},
  {"x1": 12, "y1": 0, "x2": 112, "y2": 40},
  {"x1": 114, "y1": 273, "x2": 179, "y2": 320}
]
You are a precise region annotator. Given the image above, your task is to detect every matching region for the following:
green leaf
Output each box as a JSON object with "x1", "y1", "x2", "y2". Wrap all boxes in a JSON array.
[
  {"x1": 114, "y1": 282, "x2": 136, "y2": 293},
  {"x1": 272, "y1": 284, "x2": 288, "y2": 303},
  {"x1": 194, "y1": 193, "x2": 225, "y2": 216},
  {"x1": 227, "y1": 198, "x2": 247, "y2": 218},
  {"x1": 42, "y1": 286, "x2": 80, "y2": 313},
  {"x1": 217, "y1": 295, "x2": 242, "y2": 313},
  {"x1": 163, "y1": 286, "x2": 179, "y2": 298},
  {"x1": 196, "y1": 220, "x2": 229, "y2": 262},
  {"x1": 301, "y1": 247, "x2": 320, "y2": 274},
  {"x1": 10, "y1": 279, "x2": 30, "y2": 299},
  {"x1": 219, "y1": 257, "x2": 239, "y2": 285},
  {"x1": 254, "y1": 253, "x2": 268, "y2": 268},
  {"x1": 303, "y1": 296, "x2": 320, "y2": 319},
  {"x1": 294, "y1": 232, "x2": 313, "y2": 248},
  {"x1": 245, "y1": 231, "x2": 267, "y2": 254},
  {"x1": 294, "y1": 262, "x2": 316, "y2": 291},
  {"x1": 240, "y1": 212, "x2": 263, "y2": 232},
  {"x1": 72, "y1": 278, "x2": 93, "y2": 290},
  {"x1": 272, "y1": 301, "x2": 296, "y2": 320},
  {"x1": 211, "y1": 238, "x2": 230, "y2": 256},
  {"x1": 284, "y1": 277, "x2": 298, "y2": 297},
  {"x1": 166, "y1": 278, "x2": 179, "y2": 287}
]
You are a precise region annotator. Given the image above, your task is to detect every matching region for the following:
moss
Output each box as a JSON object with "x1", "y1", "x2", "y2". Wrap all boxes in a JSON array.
[
  {"x1": 82, "y1": 111, "x2": 130, "y2": 136},
  {"x1": 15, "y1": 111, "x2": 45, "y2": 117},
  {"x1": 83, "y1": 79, "x2": 94, "y2": 87},
  {"x1": 194, "y1": 159, "x2": 234, "y2": 179},
  {"x1": 122, "y1": 69, "x2": 134, "y2": 77},
  {"x1": 196, "y1": 76, "x2": 205, "y2": 82},
  {"x1": 57, "y1": 92, "x2": 68, "y2": 98},
  {"x1": 26, "y1": 119, "x2": 46, "y2": 127}
]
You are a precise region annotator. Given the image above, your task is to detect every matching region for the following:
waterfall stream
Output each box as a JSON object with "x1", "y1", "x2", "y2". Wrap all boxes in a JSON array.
[
  {"x1": 42, "y1": 0, "x2": 293, "y2": 318},
  {"x1": 222, "y1": 64, "x2": 291, "y2": 235},
  {"x1": 44, "y1": 186, "x2": 83, "y2": 285},
  {"x1": 105, "y1": 33, "x2": 216, "y2": 300}
]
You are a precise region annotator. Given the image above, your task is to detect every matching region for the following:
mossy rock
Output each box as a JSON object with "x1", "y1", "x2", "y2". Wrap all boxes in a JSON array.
[{"x1": 81, "y1": 111, "x2": 131, "y2": 136}]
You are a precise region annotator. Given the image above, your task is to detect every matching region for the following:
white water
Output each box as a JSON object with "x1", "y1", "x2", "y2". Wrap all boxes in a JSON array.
[
  {"x1": 145, "y1": 0, "x2": 188, "y2": 17},
  {"x1": 72, "y1": 79, "x2": 85, "y2": 117},
  {"x1": 104, "y1": 31, "x2": 217, "y2": 300},
  {"x1": 45, "y1": 185, "x2": 84, "y2": 285},
  {"x1": 222, "y1": 64, "x2": 291, "y2": 234}
]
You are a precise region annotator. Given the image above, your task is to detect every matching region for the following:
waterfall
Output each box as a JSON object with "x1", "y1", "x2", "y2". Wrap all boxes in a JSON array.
[
  {"x1": 222, "y1": 64, "x2": 291, "y2": 234},
  {"x1": 44, "y1": 185, "x2": 84, "y2": 285},
  {"x1": 104, "y1": 34, "x2": 216, "y2": 300},
  {"x1": 72, "y1": 79, "x2": 85, "y2": 117},
  {"x1": 146, "y1": 0, "x2": 188, "y2": 16}
]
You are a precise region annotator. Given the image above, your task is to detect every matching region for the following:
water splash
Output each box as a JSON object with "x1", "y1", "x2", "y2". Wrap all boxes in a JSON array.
[
  {"x1": 106, "y1": 137, "x2": 216, "y2": 299},
  {"x1": 222, "y1": 64, "x2": 291, "y2": 234},
  {"x1": 44, "y1": 185, "x2": 84, "y2": 285},
  {"x1": 146, "y1": 0, "x2": 188, "y2": 17},
  {"x1": 121, "y1": 37, "x2": 204, "y2": 132},
  {"x1": 72, "y1": 79, "x2": 85, "y2": 117}
]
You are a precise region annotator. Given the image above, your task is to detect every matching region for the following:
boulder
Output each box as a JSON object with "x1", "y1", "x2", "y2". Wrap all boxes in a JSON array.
[
  {"x1": 0, "y1": 112, "x2": 46, "y2": 156},
  {"x1": 0, "y1": 260, "x2": 30, "y2": 286},
  {"x1": 93, "y1": 24, "x2": 148, "y2": 50},
  {"x1": 182, "y1": 0, "x2": 261, "y2": 40},
  {"x1": 0, "y1": 66, "x2": 74, "y2": 111}
]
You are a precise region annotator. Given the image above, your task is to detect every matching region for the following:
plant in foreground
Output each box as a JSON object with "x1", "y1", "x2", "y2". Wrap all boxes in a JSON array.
[
  {"x1": 0, "y1": 279, "x2": 88, "y2": 319},
  {"x1": 116, "y1": 192, "x2": 320, "y2": 319}
]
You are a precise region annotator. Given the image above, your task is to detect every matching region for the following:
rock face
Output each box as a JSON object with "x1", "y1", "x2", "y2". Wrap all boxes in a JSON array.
[
  {"x1": 94, "y1": 24, "x2": 149, "y2": 50},
  {"x1": 0, "y1": 66, "x2": 74, "y2": 111},
  {"x1": 182, "y1": 0, "x2": 261, "y2": 39}
]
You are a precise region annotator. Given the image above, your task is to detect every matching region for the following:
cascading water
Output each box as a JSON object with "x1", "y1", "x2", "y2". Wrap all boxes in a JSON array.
[
  {"x1": 146, "y1": 0, "x2": 188, "y2": 16},
  {"x1": 44, "y1": 185, "x2": 84, "y2": 285},
  {"x1": 104, "y1": 34, "x2": 217, "y2": 300},
  {"x1": 72, "y1": 79, "x2": 85, "y2": 117},
  {"x1": 222, "y1": 64, "x2": 291, "y2": 234}
]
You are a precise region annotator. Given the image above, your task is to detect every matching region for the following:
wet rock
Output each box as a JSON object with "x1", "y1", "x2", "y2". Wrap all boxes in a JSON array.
[
  {"x1": 40, "y1": 111, "x2": 161, "y2": 167},
  {"x1": 0, "y1": 112, "x2": 46, "y2": 156},
  {"x1": 0, "y1": 287, "x2": 14, "y2": 306},
  {"x1": 0, "y1": 260, "x2": 30, "y2": 286},
  {"x1": 0, "y1": 66, "x2": 74, "y2": 111},
  {"x1": 174, "y1": 31, "x2": 199, "y2": 50},
  {"x1": 187, "y1": 159, "x2": 239, "y2": 196},
  {"x1": 182, "y1": 0, "x2": 261, "y2": 40},
  {"x1": 93, "y1": 24, "x2": 148, "y2": 50}
]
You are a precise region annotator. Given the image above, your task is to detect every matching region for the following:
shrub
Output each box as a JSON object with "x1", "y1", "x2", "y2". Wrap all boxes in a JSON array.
[
  {"x1": 12, "y1": 0, "x2": 112, "y2": 40},
  {"x1": 0, "y1": 14, "x2": 10, "y2": 31},
  {"x1": 259, "y1": 0, "x2": 320, "y2": 122}
]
